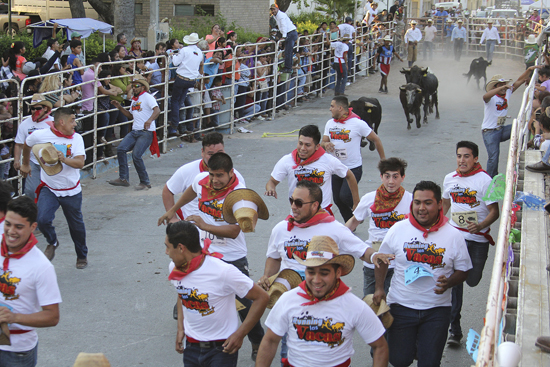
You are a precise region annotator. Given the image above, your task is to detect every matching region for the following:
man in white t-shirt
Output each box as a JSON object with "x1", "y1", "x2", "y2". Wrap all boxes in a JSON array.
[
  {"x1": 442, "y1": 141, "x2": 499, "y2": 346},
  {"x1": 14, "y1": 94, "x2": 54, "y2": 200},
  {"x1": 346, "y1": 158, "x2": 411, "y2": 296},
  {"x1": 0, "y1": 196, "x2": 62, "y2": 366},
  {"x1": 21, "y1": 107, "x2": 88, "y2": 269},
  {"x1": 329, "y1": 37, "x2": 350, "y2": 96},
  {"x1": 109, "y1": 76, "x2": 160, "y2": 190},
  {"x1": 256, "y1": 235, "x2": 389, "y2": 367},
  {"x1": 265, "y1": 124, "x2": 359, "y2": 215},
  {"x1": 42, "y1": 39, "x2": 62, "y2": 72},
  {"x1": 164, "y1": 220, "x2": 268, "y2": 366},
  {"x1": 321, "y1": 96, "x2": 385, "y2": 222},
  {"x1": 482, "y1": 67, "x2": 537, "y2": 177},
  {"x1": 159, "y1": 152, "x2": 265, "y2": 360},
  {"x1": 374, "y1": 181, "x2": 472, "y2": 367},
  {"x1": 423, "y1": 19, "x2": 437, "y2": 61},
  {"x1": 363, "y1": 2, "x2": 379, "y2": 25},
  {"x1": 338, "y1": 17, "x2": 356, "y2": 78}
]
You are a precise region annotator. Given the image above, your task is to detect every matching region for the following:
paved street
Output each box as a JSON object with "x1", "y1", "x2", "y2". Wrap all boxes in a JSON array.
[{"x1": 36, "y1": 54, "x2": 524, "y2": 366}]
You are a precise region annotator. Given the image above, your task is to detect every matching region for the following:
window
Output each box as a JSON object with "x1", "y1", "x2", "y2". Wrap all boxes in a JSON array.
[
  {"x1": 135, "y1": 3, "x2": 143, "y2": 15},
  {"x1": 174, "y1": 4, "x2": 194, "y2": 16},
  {"x1": 195, "y1": 5, "x2": 215, "y2": 16}
]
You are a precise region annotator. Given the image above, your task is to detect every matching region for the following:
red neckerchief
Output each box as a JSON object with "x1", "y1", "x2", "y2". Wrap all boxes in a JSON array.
[
  {"x1": 132, "y1": 90, "x2": 146, "y2": 101},
  {"x1": 453, "y1": 162, "x2": 487, "y2": 177},
  {"x1": 167, "y1": 239, "x2": 223, "y2": 281},
  {"x1": 32, "y1": 110, "x2": 52, "y2": 123},
  {"x1": 292, "y1": 147, "x2": 326, "y2": 169},
  {"x1": 286, "y1": 209, "x2": 335, "y2": 231},
  {"x1": 297, "y1": 280, "x2": 349, "y2": 306},
  {"x1": 406, "y1": 206, "x2": 449, "y2": 239},
  {"x1": 199, "y1": 160, "x2": 208, "y2": 172},
  {"x1": 334, "y1": 108, "x2": 360, "y2": 124},
  {"x1": 1, "y1": 233, "x2": 38, "y2": 271},
  {"x1": 370, "y1": 185, "x2": 405, "y2": 214},
  {"x1": 198, "y1": 174, "x2": 239, "y2": 210},
  {"x1": 50, "y1": 127, "x2": 74, "y2": 139},
  {"x1": 495, "y1": 93, "x2": 508, "y2": 111}
]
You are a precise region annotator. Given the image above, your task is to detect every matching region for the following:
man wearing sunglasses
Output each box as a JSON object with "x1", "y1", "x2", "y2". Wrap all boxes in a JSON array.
[{"x1": 14, "y1": 94, "x2": 54, "y2": 200}]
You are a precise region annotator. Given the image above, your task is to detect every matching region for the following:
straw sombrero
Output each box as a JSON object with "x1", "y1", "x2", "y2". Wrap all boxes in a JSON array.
[
  {"x1": 485, "y1": 74, "x2": 513, "y2": 93},
  {"x1": 267, "y1": 269, "x2": 303, "y2": 309},
  {"x1": 363, "y1": 294, "x2": 394, "y2": 329},
  {"x1": 32, "y1": 143, "x2": 63, "y2": 176},
  {"x1": 293, "y1": 236, "x2": 355, "y2": 276},
  {"x1": 132, "y1": 75, "x2": 149, "y2": 92},
  {"x1": 27, "y1": 93, "x2": 53, "y2": 109},
  {"x1": 222, "y1": 188, "x2": 269, "y2": 232},
  {"x1": 73, "y1": 352, "x2": 111, "y2": 367}
]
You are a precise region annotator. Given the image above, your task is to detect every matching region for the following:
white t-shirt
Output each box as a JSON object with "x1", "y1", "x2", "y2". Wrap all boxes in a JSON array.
[
  {"x1": 481, "y1": 88, "x2": 512, "y2": 130},
  {"x1": 130, "y1": 92, "x2": 158, "y2": 131},
  {"x1": 424, "y1": 25, "x2": 437, "y2": 42},
  {"x1": 353, "y1": 190, "x2": 413, "y2": 268},
  {"x1": 265, "y1": 287, "x2": 385, "y2": 367},
  {"x1": 379, "y1": 220, "x2": 472, "y2": 309},
  {"x1": 166, "y1": 159, "x2": 245, "y2": 219},
  {"x1": 42, "y1": 48, "x2": 61, "y2": 71},
  {"x1": 271, "y1": 152, "x2": 349, "y2": 210},
  {"x1": 266, "y1": 220, "x2": 368, "y2": 272},
  {"x1": 191, "y1": 172, "x2": 247, "y2": 261},
  {"x1": 404, "y1": 28, "x2": 423, "y2": 43},
  {"x1": 330, "y1": 42, "x2": 349, "y2": 64},
  {"x1": 338, "y1": 24, "x2": 355, "y2": 38},
  {"x1": 0, "y1": 245, "x2": 62, "y2": 352},
  {"x1": 323, "y1": 117, "x2": 372, "y2": 169},
  {"x1": 443, "y1": 170, "x2": 496, "y2": 243},
  {"x1": 364, "y1": 8, "x2": 379, "y2": 25},
  {"x1": 15, "y1": 116, "x2": 54, "y2": 165},
  {"x1": 169, "y1": 256, "x2": 253, "y2": 341},
  {"x1": 25, "y1": 128, "x2": 85, "y2": 197}
]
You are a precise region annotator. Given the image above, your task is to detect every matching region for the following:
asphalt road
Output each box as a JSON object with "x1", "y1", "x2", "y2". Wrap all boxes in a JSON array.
[{"x1": 35, "y1": 54, "x2": 525, "y2": 366}]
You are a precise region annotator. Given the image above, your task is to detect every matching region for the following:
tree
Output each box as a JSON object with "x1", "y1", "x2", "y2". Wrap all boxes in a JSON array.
[
  {"x1": 87, "y1": 0, "x2": 114, "y2": 25},
  {"x1": 276, "y1": 0, "x2": 293, "y2": 12},
  {"x1": 68, "y1": 0, "x2": 86, "y2": 18},
  {"x1": 87, "y1": 0, "x2": 134, "y2": 40},
  {"x1": 314, "y1": 0, "x2": 358, "y2": 21}
]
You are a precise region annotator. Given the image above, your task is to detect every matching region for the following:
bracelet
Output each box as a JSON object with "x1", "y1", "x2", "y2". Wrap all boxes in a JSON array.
[{"x1": 370, "y1": 252, "x2": 379, "y2": 264}]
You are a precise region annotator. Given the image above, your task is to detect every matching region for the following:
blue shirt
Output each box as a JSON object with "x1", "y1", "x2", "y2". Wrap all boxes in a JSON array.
[
  {"x1": 203, "y1": 57, "x2": 220, "y2": 88},
  {"x1": 68, "y1": 54, "x2": 82, "y2": 84},
  {"x1": 451, "y1": 26, "x2": 467, "y2": 41},
  {"x1": 445, "y1": 24, "x2": 455, "y2": 37}
]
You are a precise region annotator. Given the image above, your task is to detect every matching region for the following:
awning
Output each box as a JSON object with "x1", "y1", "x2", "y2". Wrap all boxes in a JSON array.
[{"x1": 28, "y1": 18, "x2": 113, "y2": 48}]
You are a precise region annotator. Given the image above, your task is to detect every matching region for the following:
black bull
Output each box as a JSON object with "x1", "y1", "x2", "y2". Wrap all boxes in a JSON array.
[
  {"x1": 400, "y1": 66, "x2": 440, "y2": 123},
  {"x1": 399, "y1": 83, "x2": 423, "y2": 130},
  {"x1": 464, "y1": 57, "x2": 489, "y2": 90},
  {"x1": 349, "y1": 97, "x2": 382, "y2": 151}
]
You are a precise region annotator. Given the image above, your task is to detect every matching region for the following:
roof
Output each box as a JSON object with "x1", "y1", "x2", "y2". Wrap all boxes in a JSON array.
[{"x1": 28, "y1": 18, "x2": 113, "y2": 48}]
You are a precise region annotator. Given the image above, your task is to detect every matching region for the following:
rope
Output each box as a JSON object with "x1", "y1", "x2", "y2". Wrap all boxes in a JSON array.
[{"x1": 261, "y1": 129, "x2": 300, "y2": 138}]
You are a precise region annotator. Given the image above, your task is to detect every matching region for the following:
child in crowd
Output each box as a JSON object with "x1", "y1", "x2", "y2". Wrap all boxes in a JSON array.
[
  {"x1": 209, "y1": 76, "x2": 225, "y2": 127},
  {"x1": 68, "y1": 40, "x2": 84, "y2": 85}
]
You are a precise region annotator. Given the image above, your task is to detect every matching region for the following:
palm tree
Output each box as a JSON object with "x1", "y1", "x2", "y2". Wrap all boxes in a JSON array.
[{"x1": 314, "y1": 0, "x2": 358, "y2": 21}]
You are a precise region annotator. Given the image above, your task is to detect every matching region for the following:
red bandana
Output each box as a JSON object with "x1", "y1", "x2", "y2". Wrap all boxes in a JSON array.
[
  {"x1": 199, "y1": 160, "x2": 208, "y2": 172},
  {"x1": 132, "y1": 90, "x2": 146, "y2": 101},
  {"x1": 406, "y1": 206, "x2": 448, "y2": 239},
  {"x1": 32, "y1": 110, "x2": 52, "y2": 123},
  {"x1": 167, "y1": 239, "x2": 223, "y2": 281},
  {"x1": 198, "y1": 174, "x2": 239, "y2": 219},
  {"x1": 286, "y1": 209, "x2": 335, "y2": 231},
  {"x1": 297, "y1": 280, "x2": 349, "y2": 306},
  {"x1": 453, "y1": 162, "x2": 487, "y2": 177},
  {"x1": 50, "y1": 127, "x2": 74, "y2": 139},
  {"x1": 370, "y1": 185, "x2": 405, "y2": 214},
  {"x1": 333, "y1": 108, "x2": 360, "y2": 124},
  {"x1": 292, "y1": 147, "x2": 326, "y2": 169},
  {"x1": 1, "y1": 233, "x2": 38, "y2": 271},
  {"x1": 495, "y1": 94, "x2": 508, "y2": 111}
]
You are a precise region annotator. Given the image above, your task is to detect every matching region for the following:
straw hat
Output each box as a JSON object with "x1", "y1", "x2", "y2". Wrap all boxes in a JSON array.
[
  {"x1": 487, "y1": 19, "x2": 494, "y2": 24},
  {"x1": 222, "y1": 188, "x2": 269, "y2": 233},
  {"x1": 267, "y1": 269, "x2": 303, "y2": 309},
  {"x1": 446, "y1": 18, "x2": 453, "y2": 23},
  {"x1": 410, "y1": 20, "x2": 417, "y2": 25},
  {"x1": 525, "y1": 34, "x2": 537, "y2": 44},
  {"x1": 73, "y1": 352, "x2": 111, "y2": 367},
  {"x1": 427, "y1": 19, "x2": 433, "y2": 23},
  {"x1": 130, "y1": 38, "x2": 141, "y2": 45},
  {"x1": 183, "y1": 33, "x2": 203, "y2": 45},
  {"x1": 293, "y1": 236, "x2": 355, "y2": 276},
  {"x1": 27, "y1": 93, "x2": 53, "y2": 109},
  {"x1": 457, "y1": 19, "x2": 463, "y2": 23},
  {"x1": 0, "y1": 322, "x2": 9, "y2": 345},
  {"x1": 32, "y1": 143, "x2": 63, "y2": 176},
  {"x1": 363, "y1": 294, "x2": 394, "y2": 329},
  {"x1": 383, "y1": 35, "x2": 393, "y2": 42},
  {"x1": 485, "y1": 74, "x2": 513, "y2": 93},
  {"x1": 340, "y1": 33, "x2": 352, "y2": 41},
  {"x1": 132, "y1": 75, "x2": 149, "y2": 92}
]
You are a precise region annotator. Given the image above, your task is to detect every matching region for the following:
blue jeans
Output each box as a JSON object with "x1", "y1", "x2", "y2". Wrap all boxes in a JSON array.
[
  {"x1": 235, "y1": 85, "x2": 248, "y2": 117},
  {"x1": 117, "y1": 130, "x2": 153, "y2": 185},
  {"x1": 363, "y1": 267, "x2": 394, "y2": 297},
  {"x1": 24, "y1": 161, "x2": 41, "y2": 200},
  {"x1": 0, "y1": 344, "x2": 38, "y2": 367},
  {"x1": 333, "y1": 62, "x2": 348, "y2": 94},
  {"x1": 210, "y1": 110, "x2": 219, "y2": 127},
  {"x1": 450, "y1": 240, "x2": 489, "y2": 336},
  {"x1": 347, "y1": 47, "x2": 354, "y2": 79},
  {"x1": 286, "y1": 78, "x2": 296, "y2": 102},
  {"x1": 284, "y1": 31, "x2": 298, "y2": 71},
  {"x1": 183, "y1": 341, "x2": 238, "y2": 367},
  {"x1": 542, "y1": 145, "x2": 550, "y2": 164},
  {"x1": 423, "y1": 41, "x2": 434, "y2": 60},
  {"x1": 332, "y1": 165, "x2": 362, "y2": 222},
  {"x1": 242, "y1": 104, "x2": 260, "y2": 119},
  {"x1": 296, "y1": 74, "x2": 306, "y2": 95},
  {"x1": 96, "y1": 110, "x2": 110, "y2": 157},
  {"x1": 105, "y1": 109, "x2": 122, "y2": 140},
  {"x1": 486, "y1": 40, "x2": 497, "y2": 62},
  {"x1": 258, "y1": 91, "x2": 268, "y2": 112},
  {"x1": 171, "y1": 77, "x2": 196, "y2": 131},
  {"x1": 388, "y1": 304, "x2": 451, "y2": 367},
  {"x1": 222, "y1": 257, "x2": 264, "y2": 345},
  {"x1": 482, "y1": 125, "x2": 512, "y2": 177},
  {"x1": 37, "y1": 189, "x2": 87, "y2": 259}
]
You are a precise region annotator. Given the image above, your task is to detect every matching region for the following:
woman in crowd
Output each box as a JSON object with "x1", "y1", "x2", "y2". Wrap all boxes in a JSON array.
[
  {"x1": 97, "y1": 69, "x2": 123, "y2": 159},
  {"x1": 8, "y1": 41, "x2": 27, "y2": 80},
  {"x1": 114, "y1": 45, "x2": 126, "y2": 61},
  {"x1": 227, "y1": 30, "x2": 238, "y2": 44},
  {"x1": 39, "y1": 74, "x2": 64, "y2": 108},
  {"x1": 128, "y1": 38, "x2": 143, "y2": 58},
  {"x1": 206, "y1": 24, "x2": 222, "y2": 58},
  {"x1": 255, "y1": 51, "x2": 269, "y2": 118}
]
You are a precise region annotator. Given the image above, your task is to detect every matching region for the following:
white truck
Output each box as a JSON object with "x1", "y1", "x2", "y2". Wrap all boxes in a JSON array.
[{"x1": 11, "y1": 0, "x2": 100, "y2": 21}]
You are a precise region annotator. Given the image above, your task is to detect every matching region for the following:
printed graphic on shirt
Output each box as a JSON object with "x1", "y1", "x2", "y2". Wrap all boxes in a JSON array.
[
  {"x1": 495, "y1": 98, "x2": 508, "y2": 111},
  {"x1": 26, "y1": 127, "x2": 42, "y2": 135},
  {"x1": 294, "y1": 168, "x2": 325, "y2": 185},
  {"x1": 199, "y1": 199, "x2": 223, "y2": 221},
  {"x1": 0, "y1": 271, "x2": 21, "y2": 301},
  {"x1": 177, "y1": 287, "x2": 215, "y2": 316},
  {"x1": 131, "y1": 101, "x2": 142, "y2": 112},
  {"x1": 403, "y1": 241, "x2": 446, "y2": 270},
  {"x1": 284, "y1": 237, "x2": 309, "y2": 260},
  {"x1": 449, "y1": 185, "x2": 480, "y2": 208},
  {"x1": 328, "y1": 127, "x2": 351, "y2": 143},
  {"x1": 372, "y1": 211, "x2": 406, "y2": 229},
  {"x1": 53, "y1": 143, "x2": 72, "y2": 158},
  {"x1": 293, "y1": 312, "x2": 345, "y2": 348}
]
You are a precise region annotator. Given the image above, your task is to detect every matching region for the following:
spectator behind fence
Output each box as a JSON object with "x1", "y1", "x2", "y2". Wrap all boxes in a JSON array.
[
  {"x1": 116, "y1": 33, "x2": 128, "y2": 56},
  {"x1": 8, "y1": 41, "x2": 26, "y2": 80},
  {"x1": 62, "y1": 73, "x2": 80, "y2": 106},
  {"x1": 114, "y1": 45, "x2": 126, "y2": 62},
  {"x1": 39, "y1": 74, "x2": 64, "y2": 108},
  {"x1": 128, "y1": 38, "x2": 143, "y2": 58},
  {"x1": 42, "y1": 38, "x2": 62, "y2": 72},
  {"x1": 256, "y1": 52, "x2": 269, "y2": 117},
  {"x1": 68, "y1": 40, "x2": 84, "y2": 85},
  {"x1": 108, "y1": 62, "x2": 132, "y2": 140},
  {"x1": 209, "y1": 76, "x2": 225, "y2": 128},
  {"x1": 204, "y1": 50, "x2": 224, "y2": 89},
  {"x1": 205, "y1": 24, "x2": 223, "y2": 58},
  {"x1": 96, "y1": 69, "x2": 122, "y2": 159}
]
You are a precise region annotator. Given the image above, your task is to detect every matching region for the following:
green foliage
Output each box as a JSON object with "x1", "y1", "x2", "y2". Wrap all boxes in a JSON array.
[
  {"x1": 81, "y1": 33, "x2": 117, "y2": 63},
  {"x1": 289, "y1": 11, "x2": 333, "y2": 25},
  {"x1": 314, "y1": 0, "x2": 359, "y2": 22},
  {"x1": 296, "y1": 20, "x2": 320, "y2": 34}
]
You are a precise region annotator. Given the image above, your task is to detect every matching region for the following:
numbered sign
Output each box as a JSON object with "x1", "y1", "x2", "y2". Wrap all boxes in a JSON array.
[
  {"x1": 334, "y1": 148, "x2": 347, "y2": 160},
  {"x1": 404, "y1": 264, "x2": 433, "y2": 285},
  {"x1": 451, "y1": 211, "x2": 478, "y2": 228}
]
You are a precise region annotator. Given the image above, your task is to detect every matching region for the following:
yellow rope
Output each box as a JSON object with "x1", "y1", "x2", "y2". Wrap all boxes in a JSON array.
[{"x1": 261, "y1": 129, "x2": 300, "y2": 138}]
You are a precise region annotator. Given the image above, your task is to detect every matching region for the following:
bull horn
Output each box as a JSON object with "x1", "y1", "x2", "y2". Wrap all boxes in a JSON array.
[
  {"x1": 400, "y1": 68, "x2": 411, "y2": 73},
  {"x1": 421, "y1": 67, "x2": 428, "y2": 73},
  {"x1": 417, "y1": 88, "x2": 422, "y2": 93},
  {"x1": 399, "y1": 86, "x2": 406, "y2": 90},
  {"x1": 364, "y1": 102, "x2": 376, "y2": 108}
]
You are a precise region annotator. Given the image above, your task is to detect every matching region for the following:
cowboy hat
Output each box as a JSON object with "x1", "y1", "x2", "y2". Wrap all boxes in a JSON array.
[
  {"x1": 485, "y1": 74, "x2": 513, "y2": 93},
  {"x1": 73, "y1": 352, "x2": 111, "y2": 367},
  {"x1": 130, "y1": 38, "x2": 141, "y2": 45},
  {"x1": 267, "y1": 269, "x2": 303, "y2": 309},
  {"x1": 525, "y1": 34, "x2": 537, "y2": 44},
  {"x1": 27, "y1": 93, "x2": 53, "y2": 109},
  {"x1": 183, "y1": 33, "x2": 203, "y2": 45},
  {"x1": 363, "y1": 294, "x2": 394, "y2": 329},
  {"x1": 410, "y1": 20, "x2": 417, "y2": 25},
  {"x1": 340, "y1": 33, "x2": 352, "y2": 41},
  {"x1": 383, "y1": 35, "x2": 393, "y2": 42},
  {"x1": 446, "y1": 18, "x2": 453, "y2": 23},
  {"x1": 427, "y1": 19, "x2": 433, "y2": 23},
  {"x1": 457, "y1": 19, "x2": 463, "y2": 23},
  {"x1": 132, "y1": 75, "x2": 149, "y2": 92},
  {"x1": 487, "y1": 19, "x2": 494, "y2": 23},
  {"x1": 294, "y1": 236, "x2": 355, "y2": 276},
  {"x1": 32, "y1": 143, "x2": 63, "y2": 176},
  {"x1": 222, "y1": 188, "x2": 269, "y2": 232}
]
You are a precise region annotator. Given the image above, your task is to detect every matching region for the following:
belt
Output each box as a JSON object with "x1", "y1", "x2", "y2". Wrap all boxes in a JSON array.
[
  {"x1": 177, "y1": 75, "x2": 195, "y2": 81},
  {"x1": 186, "y1": 336, "x2": 226, "y2": 349},
  {"x1": 482, "y1": 127, "x2": 502, "y2": 133},
  {"x1": 9, "y1": 329, "x2": 32, "y2": 334}
]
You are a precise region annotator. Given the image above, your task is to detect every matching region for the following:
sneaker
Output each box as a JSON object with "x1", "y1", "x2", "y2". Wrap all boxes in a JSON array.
[
  {"x1": 108, "y1": 178, "x2": 130, "y2": 187},
  {"x1": 76, "y1": 258, "x2": 88, "y2": 270},
  {"x1": 256, "y1": 116, "x2": 265, "y2": 121},
  {"x1": 44, "y1": 242, "x2": 58, "y2": 261},
  {"x1": 447, "y1": 333, "x2": 462, "y2": 347},
  {"x1": 378, "y1": 88, "x2": 384, "y2": 93},
  {"x1": 251, "y1": 343, "x2": 260, "y2": 361},
  {"x1": 135, "y1": 183, "x2": 152, "y2": 191}
]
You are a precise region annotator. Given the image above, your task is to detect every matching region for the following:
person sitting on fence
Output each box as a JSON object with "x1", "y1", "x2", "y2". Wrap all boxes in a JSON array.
[
  {"x1": 363, "y1": 2, "x2": 379, "y2": 26},
  {"x1": 435, "y1": 6, "x2": 449, "y2": 30},
  {"x1": 42, "y1": 38, "x2": 62, "y2": 72}
]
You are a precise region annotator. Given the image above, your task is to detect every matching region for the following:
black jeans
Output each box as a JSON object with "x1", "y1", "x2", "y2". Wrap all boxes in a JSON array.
[{"x1": 332, "y1": 165, "x2": 362, "y2": 222}]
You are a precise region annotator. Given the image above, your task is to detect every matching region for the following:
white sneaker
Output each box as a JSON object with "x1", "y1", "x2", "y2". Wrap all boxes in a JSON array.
[{"x1": 256, "y1": 116, "x2": 265, "y2": 121}]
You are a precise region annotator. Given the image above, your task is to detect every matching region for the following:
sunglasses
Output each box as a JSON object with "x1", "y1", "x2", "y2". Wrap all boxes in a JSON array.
[
  {"x1": 132, "y1": 84, "x2": 143, "y2": 88},
  {"x1": 30, "y1": 106, "x2": 43, "y2": 111},
  {"x1": 289, "y1": 197, "x2": 315, "y2": 208}
]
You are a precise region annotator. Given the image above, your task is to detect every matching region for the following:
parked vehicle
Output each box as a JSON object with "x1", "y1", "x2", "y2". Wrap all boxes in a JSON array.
[{"x1": 0, "y1": 3, "x2": 33, "y2": 35}]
